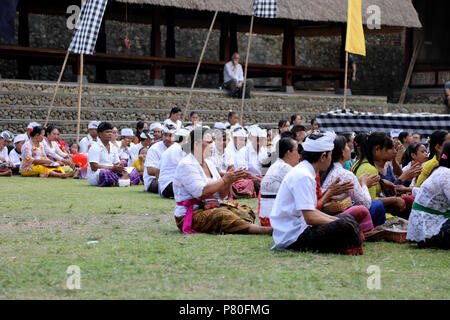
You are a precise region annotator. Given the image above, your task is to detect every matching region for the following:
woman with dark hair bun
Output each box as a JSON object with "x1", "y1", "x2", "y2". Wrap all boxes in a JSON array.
[
  {"x1": 20, "y1": 126, "x2": 71, "y2": 178},
  {"x1": 416, "y1": 130, "x2": 450, "y2": 188},
  {"x1": 407, "y1": 141, "x2": 450, "y2": 249}
]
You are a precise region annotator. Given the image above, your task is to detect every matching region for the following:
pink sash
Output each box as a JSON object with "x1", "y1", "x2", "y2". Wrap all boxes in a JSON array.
[{"x1": 177, "y1": 199, "x2": 202, "y2": 234}]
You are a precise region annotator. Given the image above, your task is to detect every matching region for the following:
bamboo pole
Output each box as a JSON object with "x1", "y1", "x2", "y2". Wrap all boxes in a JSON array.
[
  {"x1": 44, "y1": 50, "x2": 70, "y2": 128},
  {"x1": 76, "y1": 54, "x2": 84, "y2": 143},
  {"x1": 343, "y1": 51, "x2": 349, "y2": 109},
  {"x1": 183, "y1": 10, "x2": 218, "y2": 121},
  {"x1": 239, "y1": 15, "x2": 254, "y2": 125}
]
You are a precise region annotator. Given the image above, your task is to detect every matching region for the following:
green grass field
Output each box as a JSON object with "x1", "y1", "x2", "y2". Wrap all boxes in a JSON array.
[{"x1": 0, "y1": 177, "x2": 448, "y2": 299}]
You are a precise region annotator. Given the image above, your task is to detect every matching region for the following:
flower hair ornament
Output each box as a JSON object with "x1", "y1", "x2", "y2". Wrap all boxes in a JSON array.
[{"x1": 442, "y1": 154, "x2": 448, "y2": 160}]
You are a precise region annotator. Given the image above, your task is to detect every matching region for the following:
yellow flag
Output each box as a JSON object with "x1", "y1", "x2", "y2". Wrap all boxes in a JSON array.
[{"x1": 345, "y1": 0, "x2": 366, "y2": 56}]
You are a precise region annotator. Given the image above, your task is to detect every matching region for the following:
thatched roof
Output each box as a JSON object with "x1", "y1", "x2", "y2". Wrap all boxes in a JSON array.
[{"x1": 115, "y1": 0, "x2": 422, "y2": 28}]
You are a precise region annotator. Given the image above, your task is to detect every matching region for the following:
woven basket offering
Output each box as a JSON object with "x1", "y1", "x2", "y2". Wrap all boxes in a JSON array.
[
  {"x1": 323, "y1": 196, "x2": 352, "y2": 215},
  {"x1": 381, "y1": 217, "x2": 408, "y2": 243}
]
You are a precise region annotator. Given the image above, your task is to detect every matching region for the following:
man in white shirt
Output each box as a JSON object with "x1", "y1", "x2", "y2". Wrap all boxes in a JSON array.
[
  {"x1": 158, "y1": 128, "x2": 190, "y2": 198},
  {"x1": 270, "y1": 132, "x2": 363, "y2": 255},
  {"x1": 143, "y1": 125, "x2": 176, "y2": 193},
  {"x1": 87, "y1": 122, "x2": 140, "y2": 187},
  {"x1": 79, "y1": 121, "x2": 100, "y2": 153},
  {"x1": 149, "y1": 123, "x2": 163, "y2": 143},
  {"x1": 223, "y1": 52, "x2": 254, "y2": 99}
]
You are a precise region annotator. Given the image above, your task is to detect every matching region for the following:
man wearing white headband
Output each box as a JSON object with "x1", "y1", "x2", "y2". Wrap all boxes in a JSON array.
[
  {"x1": 143, "y1": 125, "x2": 176, "y2": 194},
  {"x1": 79, "y1": 121, "x2": 100, "y2": 153},
  {"x1": 270, "y1": 132, "x2": 364, "y2": 255},
  {"x1": 128, "y1": 129, "x2": 153, "y2": 167},
  {"x1": 158, "y1": 128, "x2": 190, "y2": 198},
  {"x1": 8, "y1": 134, "x2": 27, "y2": 173},
  {"x1": 149, "y1": 123, "x2": 162, "y2": 142}
]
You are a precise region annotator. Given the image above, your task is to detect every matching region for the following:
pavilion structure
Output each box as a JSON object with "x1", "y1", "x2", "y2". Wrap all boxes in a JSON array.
[{"x1": 0, "y1": 0, "x2": 422, "y2": 92}]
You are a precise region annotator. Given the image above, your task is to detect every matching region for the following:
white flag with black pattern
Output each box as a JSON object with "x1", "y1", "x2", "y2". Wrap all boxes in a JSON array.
[
  {"x1": 68, "y1": 0, "x2": 108, "y2": 55},
  {"x1": 253, "y1": 0, "x2": 278, "y2": 18}
]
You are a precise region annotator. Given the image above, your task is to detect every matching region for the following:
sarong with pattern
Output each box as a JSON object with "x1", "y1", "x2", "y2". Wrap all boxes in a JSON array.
[
  {"x1": 98, "y1": 168, "x2": 140, "y2": 187},
  {"x1": 175, "y1": 204, "x2": 255, "y2": 234}
]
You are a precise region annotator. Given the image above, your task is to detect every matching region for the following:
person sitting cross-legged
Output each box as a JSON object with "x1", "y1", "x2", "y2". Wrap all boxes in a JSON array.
[
  {"x1": 143, "y1": 124, "x2": 176, "y2": 193},
  {"x1": 0, "y1": 130, "x2": 14, "y2": 176},
  {"x1": 233, "y1": 125, "x2": 269, "y2": 198},
  {"x1": 258, "y1": 137, "x2": 302, "y2": 227},
  {"x1": 8, "y1": 134, "x2": 26, "y2": 175},
  {"x1": 270, "y1": 132, "x2": 364, "y2": 255},
  {"x1": 158, "y1": 128, "x2": 190, "y2": 199},
  {"x1": 407, "y1": 141, "x2": 450, "y2": 249},
  {"x1": 173, "y1": 128, "x2": 272, "y2": 235},
  {"x1": 20, "y1": 126, "x2": 71, "y2": 178},
  {"x1": 87, "y1": 122, "x2": 140, "y2": 187},
  {"x1": 223, "y1": 52, "x2": 254, "y2": 99}
]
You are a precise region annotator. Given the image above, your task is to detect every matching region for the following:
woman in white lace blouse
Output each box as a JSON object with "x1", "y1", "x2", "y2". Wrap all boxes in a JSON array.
[
  {"x1": 407, "y1": 141, "x2": 450, "y2": 249},
  {"x1": 320, "y1": 135, "x2": 387, "y2": 227}
]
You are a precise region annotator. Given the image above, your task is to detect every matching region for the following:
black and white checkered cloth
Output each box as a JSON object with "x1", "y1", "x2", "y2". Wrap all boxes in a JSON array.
[
  {"x1": 253, "y1": 0, "x2": 278, "y2": 18},
  {"x1": 68, "y1": 0, "x2": 108, "y2": 55},
  {"x1": 316, "y1": 109, "x2": 450, "y2": 137}
]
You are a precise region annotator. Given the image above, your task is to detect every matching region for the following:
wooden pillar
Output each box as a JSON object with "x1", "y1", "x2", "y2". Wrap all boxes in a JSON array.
[
  {"x1": 219, "y1": 14, "x2": 231, "y2": 84},
  {"x1": 95, "y1": 18, "x2": 107, "y2": 83},
  {"x1": 404, "y1": 28, "x2": 413, "y2": 81},
  {"x1": 165, "y1": 8, "x2": 176, "y2": 86},
  {"x1": 150, "y1": 6, "x2": 163, "y2": 86},
  {"x1": 339, "y1": 23, "x2": 347, "y2": 90},
  {"x1": 229, "y1": 15, "x2": 238, "y2": 55},
  {"x1": 220, "y1": 14, "x2": 231, "y2": 62},
  {"x1": 282, "y1": 22, "x2": 296, "y2": 93},
  {"x1": 18, "y1": 0, "x2": 30, "y2": 79}
]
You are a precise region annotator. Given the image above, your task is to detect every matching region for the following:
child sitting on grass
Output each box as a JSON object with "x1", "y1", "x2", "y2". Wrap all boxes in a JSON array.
[{"x1": 132, "y1": 146, "x2": 148, "y2": 183}]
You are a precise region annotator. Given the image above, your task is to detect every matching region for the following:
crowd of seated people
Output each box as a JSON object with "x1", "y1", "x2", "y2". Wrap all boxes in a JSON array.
[{"x1": 1, "y1": 111, "x2": 448, "y2": 252}]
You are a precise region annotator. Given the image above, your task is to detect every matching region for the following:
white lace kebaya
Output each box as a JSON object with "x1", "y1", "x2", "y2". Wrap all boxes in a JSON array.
[
  {"x1": 321, "y1": 162, "x2": 372, "y2": 209},
  {"x1": 406, "y1": 167, "x2": 450, "y2": 242}
]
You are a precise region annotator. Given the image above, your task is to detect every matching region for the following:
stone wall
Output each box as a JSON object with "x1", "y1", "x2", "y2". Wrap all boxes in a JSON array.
[{"x1": 1, "y1": 13, "x2": 405, "y2": 97}]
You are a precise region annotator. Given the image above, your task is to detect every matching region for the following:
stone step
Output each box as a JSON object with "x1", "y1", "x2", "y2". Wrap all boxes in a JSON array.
[
  {"x1": 0, "y1": 104, "x2": 321, "y2": 127},
  {"x1": 0, "y1": 79, "x2": 388, "y2": 104},
  {"x1": 0, "y1": 89, "x2": 388, "y2": 112},
  {"x1": 3, "y1": 89, "x2": 444, "y2": 117}
]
